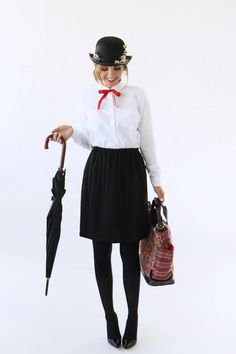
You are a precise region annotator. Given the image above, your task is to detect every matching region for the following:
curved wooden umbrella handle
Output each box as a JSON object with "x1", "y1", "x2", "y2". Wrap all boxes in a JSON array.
[{"x1": 44, "y1": 133, "x2": 67, "y2": 170}]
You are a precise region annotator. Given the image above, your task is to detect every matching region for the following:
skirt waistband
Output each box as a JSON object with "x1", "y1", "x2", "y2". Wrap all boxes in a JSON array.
[{"x1": 92, "y1": 146, "x2": 139, "y2": 152}]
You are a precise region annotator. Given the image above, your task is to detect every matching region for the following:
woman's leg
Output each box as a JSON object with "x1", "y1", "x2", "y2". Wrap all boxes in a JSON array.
[
  {"x1": 120, "y1": 241, "x2": 140, "y2": 347},
  {"x1": 92, "y1": 240, "x2": 121, "y2": 347}
]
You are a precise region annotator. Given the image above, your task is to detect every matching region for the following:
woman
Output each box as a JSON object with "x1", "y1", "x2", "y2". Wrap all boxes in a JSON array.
[{"x1": 50, "y1": 36, "x2": 165, "y2": 349}]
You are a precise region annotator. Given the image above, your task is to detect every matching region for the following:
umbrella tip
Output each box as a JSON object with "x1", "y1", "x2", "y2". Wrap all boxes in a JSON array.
[{"x1": 45, "y1": 278, "x2": 50, "y2": 296}]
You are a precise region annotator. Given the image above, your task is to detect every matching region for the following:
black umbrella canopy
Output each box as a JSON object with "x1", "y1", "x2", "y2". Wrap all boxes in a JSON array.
[{"x1": 44, "y1": 134, "x2": 67, "y2": 296}]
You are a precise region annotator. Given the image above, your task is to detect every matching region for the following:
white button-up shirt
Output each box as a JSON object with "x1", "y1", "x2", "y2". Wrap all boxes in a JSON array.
[{"x1": 71, "y1": 79, "x2": 161, "y2": 187}]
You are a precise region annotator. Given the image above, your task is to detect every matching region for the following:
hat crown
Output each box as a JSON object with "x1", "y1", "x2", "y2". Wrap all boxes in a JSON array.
[{"x1": 96, "y1": 36, "x2": 124, "y2": 55}]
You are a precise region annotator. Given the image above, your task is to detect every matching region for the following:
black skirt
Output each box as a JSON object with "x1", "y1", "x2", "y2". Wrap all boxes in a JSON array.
[{"x1": 79, "y1": 146, "x2": 150, "y2": 243}]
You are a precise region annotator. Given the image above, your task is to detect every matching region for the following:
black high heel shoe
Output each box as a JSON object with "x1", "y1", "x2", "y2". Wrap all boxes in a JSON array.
[
  {"x1": 108, "y1": 337, "x2": 121, "y2": 348},
  {"x1": 106, "y1": 313, "x2": 121, "y2": 348},
  {"x1": 122, "y1": 337, "x2": 137, "y2": 349},
  {"x1": 122, "y1": 315, "x2": 138, "y2": 349}
]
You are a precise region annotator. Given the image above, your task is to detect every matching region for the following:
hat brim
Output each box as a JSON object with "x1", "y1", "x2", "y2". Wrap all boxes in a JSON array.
[{"x1": 89, "y1": 53, "x2": 132, "y2": 65}]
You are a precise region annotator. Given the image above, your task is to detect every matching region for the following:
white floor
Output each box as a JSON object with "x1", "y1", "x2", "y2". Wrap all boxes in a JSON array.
[{"x1": 1, "y1": 238, "x2": 235, "y2": 354}]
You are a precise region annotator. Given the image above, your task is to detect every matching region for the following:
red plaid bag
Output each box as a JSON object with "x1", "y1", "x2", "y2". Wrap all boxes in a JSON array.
[{"x1": 139, "y1": 197, "x2": 175, "y2": 286}]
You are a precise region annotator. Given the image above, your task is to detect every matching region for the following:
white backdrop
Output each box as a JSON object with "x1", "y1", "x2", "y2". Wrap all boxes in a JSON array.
[{"x1": 0, "y1": 1, "x2": 236, "y2": 353}]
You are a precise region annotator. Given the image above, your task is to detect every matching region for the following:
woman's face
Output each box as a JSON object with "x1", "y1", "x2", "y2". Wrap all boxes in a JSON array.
[{"x1": 96, "y1": 65, "x2": 125, "y2": 88}]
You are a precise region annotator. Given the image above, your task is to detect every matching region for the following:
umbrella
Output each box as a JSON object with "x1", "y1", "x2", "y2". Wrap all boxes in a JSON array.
[{"x1": 44, "y1": 134, "x2": 67, "y2": 296}]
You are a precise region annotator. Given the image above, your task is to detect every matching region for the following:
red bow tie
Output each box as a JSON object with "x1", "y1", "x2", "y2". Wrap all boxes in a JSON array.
[{"x1": 97, "y1": 89, "x2": 121, "y2": 110}]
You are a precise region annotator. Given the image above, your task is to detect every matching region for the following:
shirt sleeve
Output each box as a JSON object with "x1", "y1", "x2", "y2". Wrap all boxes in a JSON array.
[
  {"x1": 137, "y1": 89, "x2": 162, "y2": 187},
  {"x1": 71, "y1": 96, "x2": 91, "y2": 150}
]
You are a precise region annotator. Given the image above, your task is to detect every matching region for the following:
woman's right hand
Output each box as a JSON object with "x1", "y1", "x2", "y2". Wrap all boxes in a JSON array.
[{"x1": 50, "y1": 125, "x2": 74, "y2": 143}]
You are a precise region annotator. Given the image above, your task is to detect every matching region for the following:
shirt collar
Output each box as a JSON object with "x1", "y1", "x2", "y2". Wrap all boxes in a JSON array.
[{"x1": 98, "y1": 78, "x2": 127, "y2": 92}]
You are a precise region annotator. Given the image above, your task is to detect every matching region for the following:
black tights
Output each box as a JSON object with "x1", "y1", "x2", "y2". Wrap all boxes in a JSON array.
[{"x1": 92, "y1": 240, "x2": 140, "y2": 339}]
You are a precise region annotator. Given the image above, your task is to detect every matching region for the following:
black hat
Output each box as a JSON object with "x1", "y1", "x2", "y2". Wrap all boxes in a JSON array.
[{"x1": 89, "y1": 36, "x2": 132, "y2": 66}]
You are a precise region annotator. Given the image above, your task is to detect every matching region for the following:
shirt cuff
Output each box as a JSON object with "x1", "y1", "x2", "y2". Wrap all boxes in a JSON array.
[
  {"x1": 149, "y1": 175, "x2": 161, "y2": 188},
  {"x1": 71, "y1": 127, "x2": 91, "y2": 150}
]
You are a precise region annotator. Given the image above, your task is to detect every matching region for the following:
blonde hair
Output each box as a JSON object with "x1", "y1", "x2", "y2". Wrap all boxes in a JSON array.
[{"x1": 93, "y1": 64, "x2": 129, "y2": 85}]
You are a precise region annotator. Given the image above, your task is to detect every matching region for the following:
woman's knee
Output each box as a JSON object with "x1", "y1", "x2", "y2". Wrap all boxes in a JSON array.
[
  {"x1": 119, "y1": 242, "x2": 139, "y2": 264},
  {"x1": 93, "y1": 240, "x2": 112, "y2": 266}
]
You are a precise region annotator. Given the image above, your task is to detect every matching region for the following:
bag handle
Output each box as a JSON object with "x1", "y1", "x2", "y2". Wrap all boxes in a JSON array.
[
  {"x1": 44, "y1": 134, "x2": 66, "y2": 170},
  {"x1": 151, "y1": 197, "x2": 168, "y2": 230},
  {"x1": 152, "y1": 197, "x2": 168, "y2": 220}
]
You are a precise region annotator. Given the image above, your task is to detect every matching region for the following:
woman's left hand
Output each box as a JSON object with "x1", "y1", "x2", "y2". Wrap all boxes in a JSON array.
[{"x1": 154, "y1": 185, "x2": 165, "y2": 202}]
